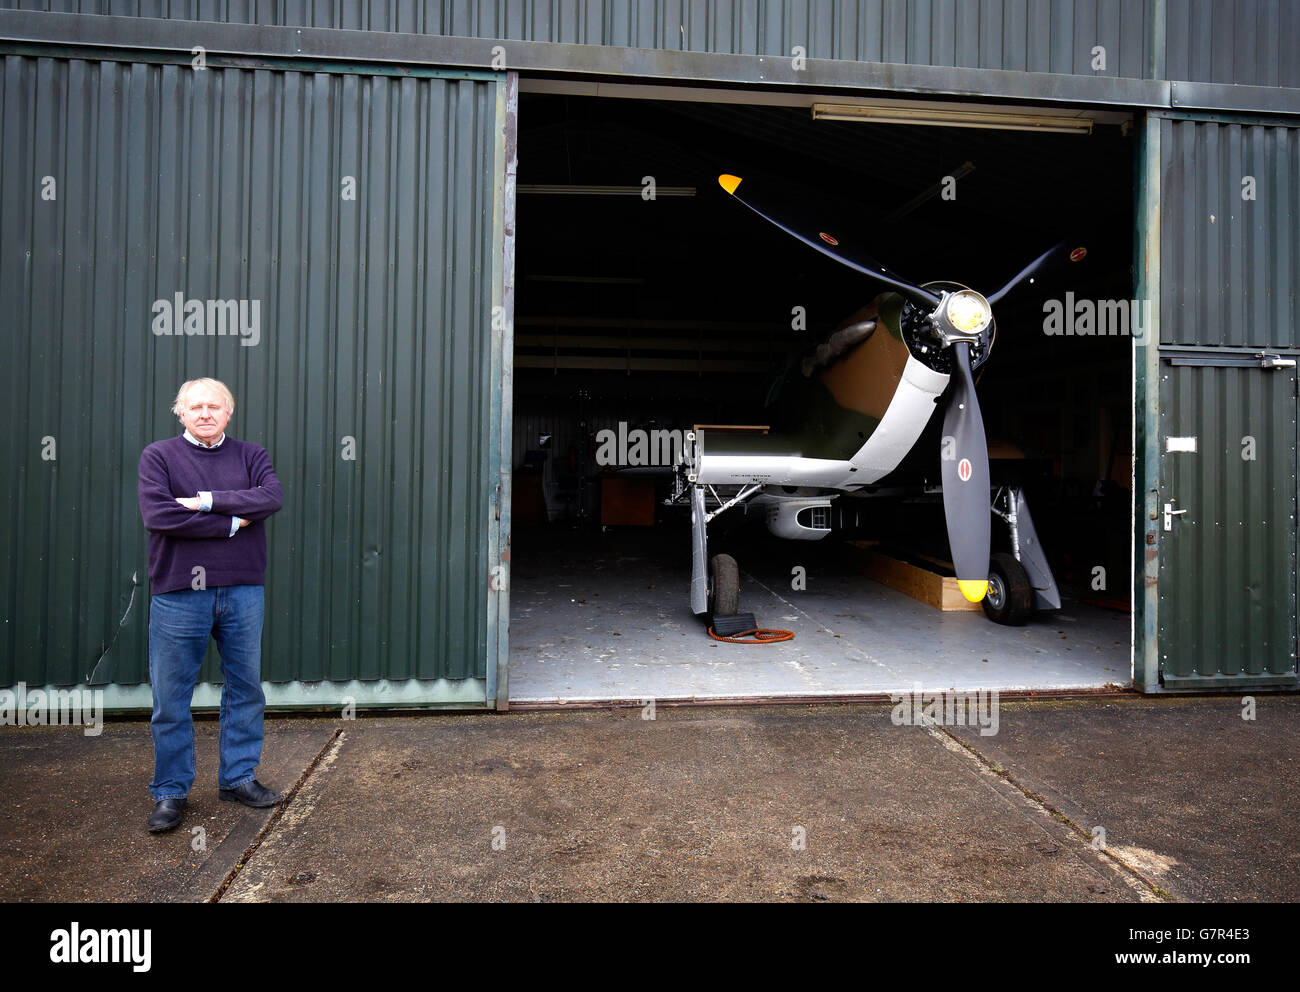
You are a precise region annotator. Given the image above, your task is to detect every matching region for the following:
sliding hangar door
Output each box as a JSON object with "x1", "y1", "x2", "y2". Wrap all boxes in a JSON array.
[{"x1": 0, "y1": 54, "x2": 513, "y2": 709}]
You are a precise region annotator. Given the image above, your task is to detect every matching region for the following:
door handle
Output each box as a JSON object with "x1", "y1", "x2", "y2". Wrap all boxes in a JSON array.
[{"x1": 1163, "y1": 500, "x2": 1188, "y2": 531}]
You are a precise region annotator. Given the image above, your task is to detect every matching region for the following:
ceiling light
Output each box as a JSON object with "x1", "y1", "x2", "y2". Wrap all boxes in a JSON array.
[
  {"x1": 811, "y1": 103, "x2": 1093, "y2": 135},
  {"x1": 519, "y1": 184, "x2": 697, "y2": 196}
]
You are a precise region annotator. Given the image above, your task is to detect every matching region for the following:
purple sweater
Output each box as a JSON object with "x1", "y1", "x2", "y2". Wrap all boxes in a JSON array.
[{"x1": 138, "y1": 435, "x2": 284, "y2": 594}]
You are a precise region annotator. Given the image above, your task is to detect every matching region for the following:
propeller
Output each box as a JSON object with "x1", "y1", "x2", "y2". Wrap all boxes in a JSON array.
[
  {"x1": 717, "y1": 175, "x2": 941, "y2": 310},
  {"x1": 717, "y1": 172, "x2": 1084, "y2": 604},
  {"x1": 988, "y1": 240, "x2": 1084, "y2": 305},
  {"x1": 939, "y1": 342, "x2": 991, "y2": 602},
  {"x1": 939, "y1": 238, "x2": 1082, "y2": 599}
]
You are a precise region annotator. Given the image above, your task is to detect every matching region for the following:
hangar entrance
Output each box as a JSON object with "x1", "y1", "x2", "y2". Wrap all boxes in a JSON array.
[{"x1": 508, "y1": 85, "x2": 1135, "y2": 703}]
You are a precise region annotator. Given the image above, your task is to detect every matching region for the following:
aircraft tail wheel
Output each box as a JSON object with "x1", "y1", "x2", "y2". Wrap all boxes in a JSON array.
[
  {"x1": 708, "y1": 554, "x2": 741, "y2": 617},
  {"x1": 982, "y1": 552, "x2": 1034, "y2": 626}
]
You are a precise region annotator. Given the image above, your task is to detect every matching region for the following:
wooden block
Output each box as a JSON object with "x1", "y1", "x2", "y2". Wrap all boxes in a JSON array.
[
  {"x1": 600, "y1": 476, "x2": 656, "y2": 527},
  {"x1": 847, "y1": 542, "x2": 983, "y2": 612},
  {"x1": 511, "y1": 474, "x2": 546, "y2": 526}
]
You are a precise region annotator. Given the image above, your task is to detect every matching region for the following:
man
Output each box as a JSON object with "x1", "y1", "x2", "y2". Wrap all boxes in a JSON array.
[{"x1": 137, "y1": 378, "x2": 284, "y2": 833}]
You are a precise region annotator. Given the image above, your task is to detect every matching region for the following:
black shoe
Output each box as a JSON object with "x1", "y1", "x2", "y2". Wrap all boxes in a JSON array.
[
  {"x1": 147, "y1": 798, "x2": 187, "y2": 833},
  {"x1": 218, "y1": 779, "x2": 284, "y2": 808}
]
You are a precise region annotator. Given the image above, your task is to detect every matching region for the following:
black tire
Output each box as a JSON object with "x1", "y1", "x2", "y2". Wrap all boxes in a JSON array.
[
  {"x1": 708, "y1": 554, "x2": 741, "y2": 617},
  {"x1": 983, "y1": 552, "x2": 1034, "y2": 626}
]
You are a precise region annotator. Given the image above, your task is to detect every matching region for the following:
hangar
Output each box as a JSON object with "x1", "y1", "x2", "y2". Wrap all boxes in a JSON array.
[
  {"x1": 508, "y1": 84, "x2": 1135, "y2": 701},
  {"x1": 1, "y1": 2, "x2": 1296, "y2": 710}
]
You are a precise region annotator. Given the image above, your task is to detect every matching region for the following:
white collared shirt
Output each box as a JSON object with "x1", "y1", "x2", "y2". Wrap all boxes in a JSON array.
[
  {"x1": 180, "y1": 430, "x2": 242, "y2": 536},
  {"x1": 183, "y1": 429, "x2": 226, "y2": 449}
]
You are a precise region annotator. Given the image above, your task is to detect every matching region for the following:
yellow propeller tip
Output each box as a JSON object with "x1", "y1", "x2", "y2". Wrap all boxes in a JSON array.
[
  {"x1": 718, "y1": 174, "x2": 743, "y2": 195},
  {"x1": 958, "y1": 579, "x2": 989, "y2": 603}
]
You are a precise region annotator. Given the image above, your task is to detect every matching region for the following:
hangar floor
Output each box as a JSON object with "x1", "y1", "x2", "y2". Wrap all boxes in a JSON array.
[{"x1": 508, "y1": 528, "x2": 1131, "y2": 703}]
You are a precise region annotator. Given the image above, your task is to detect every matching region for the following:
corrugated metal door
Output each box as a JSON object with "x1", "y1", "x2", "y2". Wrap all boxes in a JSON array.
[
  {"x1": 1156, "y1": 115, "x2": 1300, "y2": 689},
  {"x1": 1158, "y1": 358, "x2": 1298, "y2": 688},
  {"x1": 0, "y1": 54, "x2": 511, "y2": 709}
]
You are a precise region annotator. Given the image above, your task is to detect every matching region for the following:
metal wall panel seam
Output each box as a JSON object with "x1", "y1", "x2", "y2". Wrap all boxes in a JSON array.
[
  {"x1": 494, "y1": 69, "x2": 518, "y2": 711},
  {"x1": 484, "y1": 68, "x2": 506, "y2": 708},
  {"x1": 1133, "y1": 112, "x2": 1161, "y2": 691}
]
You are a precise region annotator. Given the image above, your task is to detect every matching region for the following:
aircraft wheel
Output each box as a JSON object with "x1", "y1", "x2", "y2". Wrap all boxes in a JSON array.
[
  {"x1": 708, "y1": 554, "x2": 741, "y2": 617},
  {"x1": 983, "y1": 553, "x2": 1034, "y2": 626}
]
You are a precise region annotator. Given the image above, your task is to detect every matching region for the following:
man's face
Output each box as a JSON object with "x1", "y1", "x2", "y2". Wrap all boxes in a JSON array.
[{"x1": 179, "y1": 385, "x2": 231, "y2": 444}]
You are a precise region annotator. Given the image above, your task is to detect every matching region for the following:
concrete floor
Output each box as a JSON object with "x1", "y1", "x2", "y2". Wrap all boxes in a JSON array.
[
  {"x1": 0, "y1": 719, "x2": 335, "y2": 902},
  {"x1": 6, "y1": 696, "x2": 1296, "y2": 903},
  {"x1": 509, "y1": 526, "x2": 1131, "y2": 702}
]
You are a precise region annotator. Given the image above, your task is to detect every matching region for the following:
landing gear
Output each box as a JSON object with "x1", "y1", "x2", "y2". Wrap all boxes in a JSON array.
[
  {"x1": 708, "y1": 553, "x2": 740, "y2": 617},
  {"x1": 983, "y1": 552, "x2": 1034, "y2": 626}
]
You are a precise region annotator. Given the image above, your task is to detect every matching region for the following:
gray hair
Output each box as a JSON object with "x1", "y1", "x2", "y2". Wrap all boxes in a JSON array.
[{"x1": 172, "y1": 378, "x2": 235, "y2": 418}]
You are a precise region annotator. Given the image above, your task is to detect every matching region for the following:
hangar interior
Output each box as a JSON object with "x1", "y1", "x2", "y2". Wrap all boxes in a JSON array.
[{"x1": 509, "y1": 89, "x2": 1134, "y2": 702}]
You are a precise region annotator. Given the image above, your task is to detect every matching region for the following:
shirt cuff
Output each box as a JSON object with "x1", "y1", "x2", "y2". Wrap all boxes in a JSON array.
[
  {"x1": 198, "y1": 491, "x2": 213, "y2": 512},
  {"x1": 229, "y1": 517, "x2": 245, "y2": 537}
]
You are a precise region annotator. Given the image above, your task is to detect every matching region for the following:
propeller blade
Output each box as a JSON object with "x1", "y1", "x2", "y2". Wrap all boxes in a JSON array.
[
  {"x1": 987, "y1": 240, "x2": 1086, "y2": 305},
  {"x1": 718, "y1": 174, "x2": 941, "y2": 309},
  {"x1": 940, "y1": 341, "x2": 992, "y2": 602}
]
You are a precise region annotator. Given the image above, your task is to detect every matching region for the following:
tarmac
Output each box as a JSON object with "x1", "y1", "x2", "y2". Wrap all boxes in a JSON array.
[{"x1": 1, "y1": 694, "x2": 1296, "y2": 902}]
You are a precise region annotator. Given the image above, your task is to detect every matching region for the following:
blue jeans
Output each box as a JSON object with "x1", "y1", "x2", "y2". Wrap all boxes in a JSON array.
[{"x1": 148, "y1": 585, "x2": 266, "y2": 801}]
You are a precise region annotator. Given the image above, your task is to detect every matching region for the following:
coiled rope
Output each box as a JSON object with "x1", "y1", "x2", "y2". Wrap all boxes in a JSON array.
[{"x1": 707, "y1": 626, "x2": 795, "y2": 644}]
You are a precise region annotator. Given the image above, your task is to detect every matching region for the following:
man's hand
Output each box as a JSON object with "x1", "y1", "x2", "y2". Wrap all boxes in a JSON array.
[
  {"x1": 175, "y1": 496, "x2": 202, "y2": 510},
  {"x1": 237, "y1": 517, "x2": 252, "y2": 528}
]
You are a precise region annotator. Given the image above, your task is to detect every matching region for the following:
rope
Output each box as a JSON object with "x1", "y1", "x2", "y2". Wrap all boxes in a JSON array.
[{"x1": 707, "y1": 626, "x2": 795, "y2": 644}]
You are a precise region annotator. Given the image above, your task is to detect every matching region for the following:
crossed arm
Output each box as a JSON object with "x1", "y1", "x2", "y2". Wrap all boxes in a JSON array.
[
  {"x1": 200, "y1": 451, "x2": 284, "y2": 521},
  {"x1": 138, "y1": 446, "x2": 284, "y2": 538}
]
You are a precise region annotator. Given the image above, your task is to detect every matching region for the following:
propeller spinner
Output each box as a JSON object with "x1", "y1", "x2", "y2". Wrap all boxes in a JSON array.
[{"x1": 718, "y1": 172, "x2": 1080, "y2": 603}]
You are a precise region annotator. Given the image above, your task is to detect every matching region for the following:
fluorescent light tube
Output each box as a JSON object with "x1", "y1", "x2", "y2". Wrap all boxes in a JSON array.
[{"x1": 812, "y1": 103, "x2": 1093, "y2": 135}]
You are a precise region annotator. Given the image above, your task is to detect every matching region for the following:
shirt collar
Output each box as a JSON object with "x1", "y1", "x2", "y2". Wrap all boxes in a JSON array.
[{"x1": 183, "y1": 429, "x2": 226, "y2": 449}]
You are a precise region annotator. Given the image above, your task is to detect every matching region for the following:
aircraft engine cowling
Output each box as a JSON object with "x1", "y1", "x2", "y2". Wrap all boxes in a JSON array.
[{"x1": 764, "y1": 498, "x2": 833, "y2": 541}]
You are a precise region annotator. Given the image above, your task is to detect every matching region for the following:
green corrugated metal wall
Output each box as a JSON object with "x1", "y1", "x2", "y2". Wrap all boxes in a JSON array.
[
  {"x1": 1160, "y1": 118, "x2": 1299, "y2": 349},
  {"x1": 1164, "y1": 0, "x2": 1300, "y2": 88},
  {"x1": 0, "y1": 55, "x2": 503, "y2": 699},
  {"x1": 3, "y1": 0, "x2": 1159, "y2": 78}
]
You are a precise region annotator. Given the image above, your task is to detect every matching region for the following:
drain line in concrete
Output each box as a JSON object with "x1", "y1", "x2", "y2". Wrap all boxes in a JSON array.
[
  {"x1": 207, "y1": 727, "x2": 346, "y2": 903},
  {"x1": 924, "y1": 723, "x2": 1170, "y2": 902}
]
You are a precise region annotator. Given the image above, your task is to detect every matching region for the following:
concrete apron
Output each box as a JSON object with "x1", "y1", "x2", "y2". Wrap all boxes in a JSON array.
[
  {"x1": 14, "y1": 699, "x2": 1290, "y2": 902},
  {"x1": 0, "y1": 718, "x2": 336, "y2": 902}
]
